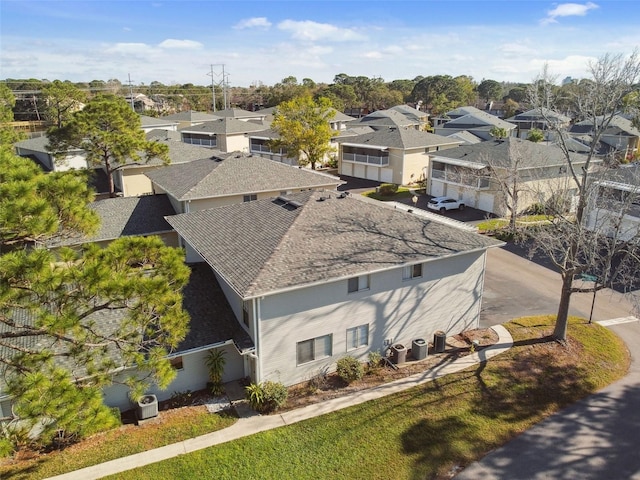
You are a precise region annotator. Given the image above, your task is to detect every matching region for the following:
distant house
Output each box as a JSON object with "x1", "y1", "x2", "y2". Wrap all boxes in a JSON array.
[
  {"x1": 569, "y1": 114, "x2": 640, "y2": 160},
  {"x1": 146, "y1": 151, "x2": 343, "y2": 212},
  {"x1": 139, "y1": 115, "x2": 179, "y2": 133},
  {"x1": 428, "y1": 137, "x2": 591, "y2": 215},
  {"x1": 14, "y1": 136, "x2": 88, "y2": 172},
  {"x1": 335, "y1": 127, "x2": 461, "y2": 185},
  {"x1": 433, "y1": 106, "x2": 517, "y2": 141},
  {"x1": 506, "y1": 108, "x2": 571, "y2": 140},
  {"x1": 179, "y1": 117, "x2": 269, "y2": 153},
  {"x1": 210, "y1": 107, "x2": 268, "y2": 123},
  {"x1": 388, "y1": 105, "x2": 430, "y2": 128},
  {"x1": 585, "y1": 164, "x2": 640, "y2": 242},
  {"x1": 161, "y1": 110, "x2": 220, "y2": 129},
  {"x1": 352, "y1": 109, "x2": 423, "y2": 130},
  {"x1": 166, "y1": 190, "x2": 502, "y2": 387}
]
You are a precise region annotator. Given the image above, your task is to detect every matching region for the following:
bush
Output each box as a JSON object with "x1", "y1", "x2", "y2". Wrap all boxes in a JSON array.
[
  {"x1": 523, "y1": 203, "x2": 546, "y2": 215},
  {"x1": 367, "y1": 351, "x2": 382, "y2": 372},
  {"x1": 378, "y1": 183, "x2": 399, "y2": 196},
  {"x1": 245, "y1": 381, "x2": 288, "y2": 413},
  {"x1": 336, "y1": 356, "x2": 364, "y2": 384}
]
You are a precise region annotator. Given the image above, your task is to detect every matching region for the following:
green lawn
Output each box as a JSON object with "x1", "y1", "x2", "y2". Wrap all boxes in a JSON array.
[
  {"x1": 104, "y1": 316, "x2": 629, "y2": 480},
  {"x1": 362, "y1": 187, "x2": 414, "y2": 202},
  {"x1": 1, "y1": 408, "x2": 237, "y2": 480}
]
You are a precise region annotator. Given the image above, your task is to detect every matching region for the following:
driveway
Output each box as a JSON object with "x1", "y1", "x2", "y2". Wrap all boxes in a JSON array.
[{"x1": 455, "y1": 318, "x2": 640, "y2": 480}]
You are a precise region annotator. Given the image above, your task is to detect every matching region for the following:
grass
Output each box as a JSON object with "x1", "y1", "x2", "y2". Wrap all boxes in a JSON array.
[
  {"x1": 363, "y1": 186, "x2": 414, "y2": 202},
  {"x1": 0, "y1": 406, "x2": 237, "y2": 480},
  {"x1": 477, "y1": 215, "x2": 552, "y2": 233},
  {"x1": 98, "y1": 315, "x2": 628, "y2": 480}
]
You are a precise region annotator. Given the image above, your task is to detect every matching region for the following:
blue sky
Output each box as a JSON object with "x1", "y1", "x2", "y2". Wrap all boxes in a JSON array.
[{"x1": 1, "y1": 1, "x2": 638, "y2": 87}]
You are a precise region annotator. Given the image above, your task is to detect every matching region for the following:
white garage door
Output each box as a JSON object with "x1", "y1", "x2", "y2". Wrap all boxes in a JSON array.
[
  {"x1": 380, "y1": 168, "x2": 393, "y2": 183},
  {"x1": 353, "y1": 164, "x2": 366, "y2": 178},
  {"x1": 430, "y1": 180, "x2": 444, "y2": 197},
  {"x1": 340, "y1": 163, "x2": 353, "y2": 177},
  {"x1": 478, "y1": 193, "x2": 495, "y2": 213},
  {"x1": 365, "y1": 167, "x2": 379, "y2": 181}
]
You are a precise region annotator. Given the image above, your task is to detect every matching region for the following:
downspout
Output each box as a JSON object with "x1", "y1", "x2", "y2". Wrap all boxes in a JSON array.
[
  {"x1": 251, "y1": 297, "x2": 262, "y2": 383},
  {"x1": 476, "y1": 251, "x2": 488, "y2": 330}
]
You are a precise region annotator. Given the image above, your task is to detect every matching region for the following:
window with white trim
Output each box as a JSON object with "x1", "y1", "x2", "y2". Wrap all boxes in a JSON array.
[
  {"x1": 403, "y1": 263, "x2": 423, "y2": 280},
  {"x1": 347, "y1": 275, "x2": 370, "y2": 293},
  {"x1": 297, "y1": 334, "x2": 332, "y2": 365},
  {"x1": 243, "y1": 194, "x2": 258, "y2": 202},
  {"x1": 346, "y1": 324, "x2": 369, "y2": 351}
]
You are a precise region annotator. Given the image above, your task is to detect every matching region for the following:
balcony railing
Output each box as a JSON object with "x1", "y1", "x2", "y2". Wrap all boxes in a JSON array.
[
  {"x1": 184, "y1": 137, "x2": 216, "y2": 147},
  {"x1": 431, "y1": 168, "x2": 490, "y2": 189},
  {"x1": 343, "y1": 152, "x2": 389, "y2": 166},
  {"x1": 250, "y1": 144, "x2": 284, "y2": 155}
]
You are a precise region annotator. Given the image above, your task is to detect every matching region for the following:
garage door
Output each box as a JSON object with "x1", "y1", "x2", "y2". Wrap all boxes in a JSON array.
[
  {"x1": 353, "y1": 164, "x2": 366, "y2": 179},
  {"x1": 430, "y1": 180, "x2": 444, "y2": 197},
  {"x1": 478, "y1": 193, "x2": 495, "y2": 213},
  {"x1": 341, "y1": 163, "x2": 353, "y2": 177},
  {"x1": 380, "y1": 168, "x2": 393, "y2": 183},
  {"x1": 365, "y1": 167, "x2": 379, "y2": 181}
]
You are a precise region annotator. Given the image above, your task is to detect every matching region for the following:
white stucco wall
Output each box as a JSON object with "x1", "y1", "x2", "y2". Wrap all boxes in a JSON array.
[{"x1": 256, "y1": 250, "x2": 486, "y2": 386}]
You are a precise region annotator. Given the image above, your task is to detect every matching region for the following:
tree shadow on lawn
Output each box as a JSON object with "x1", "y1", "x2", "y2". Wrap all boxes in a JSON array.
[{"x1": 401, "y1": 344, "x2": 595, "y2": 480}]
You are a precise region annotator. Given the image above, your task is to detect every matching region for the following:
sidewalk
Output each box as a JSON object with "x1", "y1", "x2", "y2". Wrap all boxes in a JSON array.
[{"x1": 49, "y1": 325, "x2": 513, "y2": 480}]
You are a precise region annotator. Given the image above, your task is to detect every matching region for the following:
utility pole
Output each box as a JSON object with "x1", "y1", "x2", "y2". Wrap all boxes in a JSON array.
[
  {"x1": 207, "y1": 65, "x2": 217, "y2": 112},
  {"x1": 127, "y1": 74, "x2": 135, "y2": 110}
]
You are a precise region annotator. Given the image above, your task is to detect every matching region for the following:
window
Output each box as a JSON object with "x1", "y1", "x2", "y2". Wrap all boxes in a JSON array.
[
  {"x1": 403, "y1": 263, "x2": 423, "y2": 280},
  {"x1": 347, "y1": 275, "x2": 370, "y2": 293},
  {"x1": 243, "y1": 194, "x2": 257, "y2": 202},
  {"x1": 347, "y1": 324, "x2": 369, "y2": 351},
  {"x1": 169, "y1": 356, "x2": 184, "y2": 371},
  {"x1": 297, "y1": 334, "x2": 332, "y2": 365}
]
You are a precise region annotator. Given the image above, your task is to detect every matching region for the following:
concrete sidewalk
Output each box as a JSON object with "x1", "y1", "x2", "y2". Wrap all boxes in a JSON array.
[{"x1": 49, "y1": 325, "x2": 513, "y2": 480}]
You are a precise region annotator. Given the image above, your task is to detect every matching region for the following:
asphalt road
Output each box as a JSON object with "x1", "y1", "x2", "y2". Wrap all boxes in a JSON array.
[{"x1": 480, "y1": 246, "x2": 638, "y2": 328}]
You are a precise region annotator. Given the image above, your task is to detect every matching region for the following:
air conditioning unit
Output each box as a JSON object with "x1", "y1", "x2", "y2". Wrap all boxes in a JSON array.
[{"x1": 137, "y1": 394, "x2": 158, "y2": 420}]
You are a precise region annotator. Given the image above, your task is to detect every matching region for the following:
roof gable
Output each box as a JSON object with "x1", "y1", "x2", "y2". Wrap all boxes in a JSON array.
[{"x1": 336, "y1": 127, "x2": 460, "y2": 149}]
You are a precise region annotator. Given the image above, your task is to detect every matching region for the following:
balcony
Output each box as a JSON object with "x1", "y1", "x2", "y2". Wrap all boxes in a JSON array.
[
  {"x1": 184, "y1": 137, "x2": 216, "y2": 147},
  {"x1": 343, "y1": 152, "x2": 389, "y2": 166}
]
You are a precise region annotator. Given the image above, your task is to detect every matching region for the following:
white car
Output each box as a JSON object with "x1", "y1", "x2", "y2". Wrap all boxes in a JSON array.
[{"x1": 427, "y1": 196, "x2": 465, "y2": 213}]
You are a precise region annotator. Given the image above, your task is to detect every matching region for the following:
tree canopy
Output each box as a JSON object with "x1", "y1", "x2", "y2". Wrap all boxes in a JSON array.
[
  {"x1": 41, "y1": 80, "x2": 87, "y2": 129},
  {"x1": 525, "y1": 50, "x2": 640, "y2": 341},
  {"x1": 270, "y1": 95, "x2": 337, "y2": 170},
  {"x1": 0, "y1": 149, "x2": 190, "y2": 450},
  {"x1": 47, "y1": 94, "x2": 169, "y2": 196}
]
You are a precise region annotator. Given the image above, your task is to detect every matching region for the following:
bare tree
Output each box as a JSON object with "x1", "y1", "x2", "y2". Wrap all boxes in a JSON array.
[{"x1": 526, "y1": 51, "x2": 640, "y2": 341}]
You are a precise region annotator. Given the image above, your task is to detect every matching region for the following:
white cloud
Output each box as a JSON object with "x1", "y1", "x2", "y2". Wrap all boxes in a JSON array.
[
  {"x1": 277, "y1": 20, "x2": 366, "y2": 42},
  {"x1": 158, "y1": 39, "x2": 203, "y2": 49},
  {"x1": 234, "y1": 17, "x2": 272, "y2": 29},
  {"x1": 104, "y1": 43, "x2": 156, "y2": 55},
  {"x1": 363, "y1": 51, "x2": 383, "y2": 59},
  {"x1": 541, "y1": 2, "x2": 599, "y2": 25}
]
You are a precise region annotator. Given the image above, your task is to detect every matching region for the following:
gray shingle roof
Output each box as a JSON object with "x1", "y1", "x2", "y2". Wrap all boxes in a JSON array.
[
  {"x1": 354, "y1": 109, "x2": 421, "y2": 128},
  {"x1": 45, "y1": 194, "x2": 176, "y2": 247},
  {"x1": 166, "y1": 190, "x2": 502, "y2": 299},
  {"x1": 442, "y1": 112, "x2": 516, "y2": 130},
  {"x1": 161, "y1": 110, "x2": 220, "y2": 122},
  {"x1": 433, "y1": 137, "x2": 588, "y2": 169},
  {"x1": 145, "y1": 153, "x2": 343, "y2": 201},
  {"x1": 179, "y1": 118, "x2": 270, "y2": 135},
  {"x1": 335, "y1": 127, "x2": 461, "y2": 150},
  {"x1": 507, "y1": 107, "x2": 571, "y2": 124},
  {"x1": 211, "y1": 108, "x2": 265, "y2": 119},
  {"x1": 140, "y1": 115, "x2": 179, "y2": 128},
  {"x1": 571, "y1": 114, "x2": 640, "y2": 137}
]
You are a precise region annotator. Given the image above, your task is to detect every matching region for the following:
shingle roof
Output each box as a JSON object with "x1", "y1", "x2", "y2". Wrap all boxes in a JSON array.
[
  {"x1": 388, "y1": 104, "x2": 429, "y2": 121},
  {"x1": 354, "y1": 110, "x2": 421, "y2": 128},
  {"x1": 211, "y1": 108, "x2": 265, "y2": 119},
  {"x1": 446, "y1": 130, "x2": 483, "y2": 145},
  {"x1": 335, "y1": 126, "x2": 461, "y2": 150},
  {"x1": 45, "y1": 194, "x2": 176, "y2": 247},
  {"x1": 179, "y1": 118, "x2": 270, "y2": 135},
  {"x1": 441, "y1": 112, "x2": 516, "y2": 130},
  {"x1": 14, "y1": 136, "x2": 51, "y2": 153},
  {"x1": 433, "y1": 137, "x2": 588, "y2": 169},
  {"x1": 134, "y1": 136, "x2": 215, "y2": 167},
  {"x1": 507, "y1": 107, "x2": 571, "y2": 123},
  {"x1": 570, "y1": 114, "x2": 640, "y2": 137},
  {"x1": 166, "y1": 190, "x2": 502, "y2": 299},
  {"x1": 146, "y1": 129, "x2": 182, "y2": 142},
  {"x1": 146, "y1": 153, "x2": 343, "y2": 201},
  {"x1": 139, "y1": 115, "x2": 179, "y2": 128},
  {"x1": 161, "y1": 110, "x2": 220, "y2": 122}
]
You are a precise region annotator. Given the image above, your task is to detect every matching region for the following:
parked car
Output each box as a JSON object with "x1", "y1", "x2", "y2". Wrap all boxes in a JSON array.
[{"x1": 427, "y1": 196, "x2": 465, "y2": 213}]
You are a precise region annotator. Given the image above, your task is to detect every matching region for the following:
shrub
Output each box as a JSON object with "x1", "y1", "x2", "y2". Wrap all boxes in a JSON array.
[
  {"x1": 306, "y1": 369, "x2": 329, "y2": 394},
  {"x1": 378, "y1": 183, "x2": 399, "y2": 196},
  {"x1": 206, "y1": 349, "x2": 226, "y2": 396},
  {"x1": 245, "y1": 381, "x2": 288, "y2": 413},
  {"x1": 367, "y1": 351, "x2": 382, "y2": 372},
  {"x1": 336, "y1": 356, "x2": 364, "y2": 384}
]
